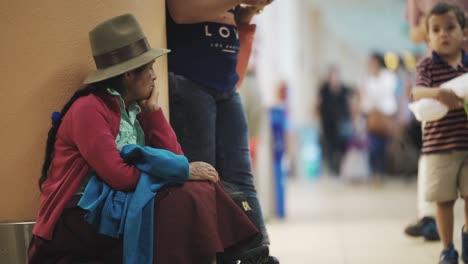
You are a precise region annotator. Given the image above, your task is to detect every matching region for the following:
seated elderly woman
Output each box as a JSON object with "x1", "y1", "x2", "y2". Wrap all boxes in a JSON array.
[{"x1": 27, "y1": 14, "x2": 267, "y2": 264}]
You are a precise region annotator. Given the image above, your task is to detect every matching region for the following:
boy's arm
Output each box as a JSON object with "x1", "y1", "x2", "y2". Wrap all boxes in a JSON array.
[
  {"x1": 411, "y1": 86, "x2": 439, "y2": 100},
  {"x1": 411, "y1": 59, "x2": 434, "y2": 100},
  {"x1": 411, "y1": 87, "x2": 463, "y2": 109},
  {"x1": 411, "y1": 60, "x2": 463, "y2": 109}
]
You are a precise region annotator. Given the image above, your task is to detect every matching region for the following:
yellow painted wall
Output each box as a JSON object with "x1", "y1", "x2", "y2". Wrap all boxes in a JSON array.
[{"x1": 0, "y1": 0, "x2": 169, "y2": 222}]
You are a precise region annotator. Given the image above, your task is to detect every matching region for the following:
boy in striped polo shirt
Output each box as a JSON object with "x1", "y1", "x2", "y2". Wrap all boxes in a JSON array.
[{"x1": 411, "y1": 2, "x2": 468, "y2": 263}]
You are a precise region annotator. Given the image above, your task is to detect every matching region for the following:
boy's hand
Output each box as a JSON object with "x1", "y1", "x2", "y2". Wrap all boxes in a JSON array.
[
  {"x1": 138, "y1": 85, "x2": 160, "y2": 112},
  {"x1": 437, "y1": 89, "x2": 463, "y2": 110}
]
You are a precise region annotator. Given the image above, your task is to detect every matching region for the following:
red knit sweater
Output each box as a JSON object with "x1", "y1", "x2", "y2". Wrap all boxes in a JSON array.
[{"x1": 33, "y1": 89, "x2": 182, "y2": 240}]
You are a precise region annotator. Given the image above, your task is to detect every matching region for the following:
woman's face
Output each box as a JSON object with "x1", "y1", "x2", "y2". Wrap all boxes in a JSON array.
[
  {"x1": 368, "y1": 56, "x2": 381, "y2": 76},
  {"x1": 329, "y1": 70, "x2": 340, "y2": 88},
  {"x1": 126, "y1": 61, "x2": 156, "y2": 101}
]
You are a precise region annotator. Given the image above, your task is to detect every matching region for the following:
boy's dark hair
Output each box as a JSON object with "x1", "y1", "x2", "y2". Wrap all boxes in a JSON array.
[
  {"x1": 426, "y1": 2, "x2": 466, "y2": 29},
  {"x1": 38, "y1": 64, "x2": 147, "y2": 191}
]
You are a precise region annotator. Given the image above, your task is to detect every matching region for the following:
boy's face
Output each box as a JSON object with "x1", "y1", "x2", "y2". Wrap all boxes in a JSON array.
[{"x1": 427, "y1": 11, "x2": 466, "y2": 57}]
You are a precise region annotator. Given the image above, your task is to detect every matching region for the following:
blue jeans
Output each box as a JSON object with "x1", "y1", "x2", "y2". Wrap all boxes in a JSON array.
[
  {"x1": 368, "y1": 133, "x2": 388, "y2": 174},
  {"x1": 168, "y1": 73, "x2": 269, "y2": 244}
]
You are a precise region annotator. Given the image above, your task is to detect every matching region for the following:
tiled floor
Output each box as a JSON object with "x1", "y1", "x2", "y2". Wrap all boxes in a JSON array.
[{"x1": 266, "y1": 176, "x2": 466, "y2": 264}]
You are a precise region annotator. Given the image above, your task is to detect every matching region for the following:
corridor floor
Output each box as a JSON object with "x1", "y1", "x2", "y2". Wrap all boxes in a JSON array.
[{"x1": 266, "y1": 176, "x2": 465, "y2": 264}]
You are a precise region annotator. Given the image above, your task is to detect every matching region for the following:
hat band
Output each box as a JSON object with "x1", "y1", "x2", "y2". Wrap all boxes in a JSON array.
[{"x1": 93, "y1": 38, "x2": 150, "y2": 69}]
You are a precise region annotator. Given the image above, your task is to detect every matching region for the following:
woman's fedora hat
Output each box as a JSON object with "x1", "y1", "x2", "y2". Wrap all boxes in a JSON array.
[{"x1": 84, "y1": 13, "x2": 169, "y2": 84}]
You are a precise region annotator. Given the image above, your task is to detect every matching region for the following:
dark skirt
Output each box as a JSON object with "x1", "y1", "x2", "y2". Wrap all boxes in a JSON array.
[{"x1": 28, "y1": 182, "x2": 258, "y2": 264}]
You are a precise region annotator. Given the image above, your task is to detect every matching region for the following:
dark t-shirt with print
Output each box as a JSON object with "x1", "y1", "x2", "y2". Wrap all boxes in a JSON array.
[{"x1": 166, "y1": 10, "x2": 240, "y2": 92}]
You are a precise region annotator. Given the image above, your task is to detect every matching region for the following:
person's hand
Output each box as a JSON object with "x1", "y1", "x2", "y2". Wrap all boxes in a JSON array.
[
  {"x1": 138, "y1": 85, "x2": 160, "y2": 112},
  {"x1": 241, "y1": 0, "x2": 273, "y2": 6},
  {"x1": 437, "y1": 89, "x2": 463, "y2": 110},
  {"x1": 188, "y1": 162, "x2": 220, "y2": 183},
  {"x1": 235, "y1": 4, "x2": 268, "y2": 24}
]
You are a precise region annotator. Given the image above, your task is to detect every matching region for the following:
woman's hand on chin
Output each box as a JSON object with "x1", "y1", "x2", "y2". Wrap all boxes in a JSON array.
[{"x1": 139, "y1": 85, "x2": 160, "y2": 112}]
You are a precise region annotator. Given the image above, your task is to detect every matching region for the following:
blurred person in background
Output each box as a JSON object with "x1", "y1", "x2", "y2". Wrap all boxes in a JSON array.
[
  {"x1": 317, "y1": 66, "x2": 352, "y2": 175},
  {"x1": 404, "y1": 0, "x2": 468, "y2": 241},
  {"x1": 166, "y1": 0, "x2": 279, "y2": 263},
  {"x1": 359, "y1": 52, "x2": 398, "y2": 181},
  {"x1": 238, "y1": 67, "x2": 263, "y2": 168},
  {"x1": 386, "y1": 56, "x2": 420, "y2": 176}
]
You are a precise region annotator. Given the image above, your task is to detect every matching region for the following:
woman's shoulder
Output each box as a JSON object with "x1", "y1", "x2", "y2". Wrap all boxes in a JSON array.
[
  {"x1": 71, "y1": 93, "x2": 102, "y2": 111},
  {"x1": 70, "y1": 90, "x2": 119, "y2": 116}
]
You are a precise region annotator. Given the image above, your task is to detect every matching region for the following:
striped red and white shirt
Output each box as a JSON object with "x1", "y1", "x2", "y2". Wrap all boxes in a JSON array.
[{"x1": 416, "y1": 51, "x2": 468, "y2": 154}]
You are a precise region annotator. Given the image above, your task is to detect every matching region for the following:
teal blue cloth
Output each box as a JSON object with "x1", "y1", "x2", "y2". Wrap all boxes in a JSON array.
[{"x1": 78, "y1": 144, "x2": 189, "y2": 264}]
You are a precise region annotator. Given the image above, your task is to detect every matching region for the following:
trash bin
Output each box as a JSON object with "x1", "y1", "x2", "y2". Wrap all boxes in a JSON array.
[{"x1": 0, "y1": 222, "x2": 35, "y2": 264}]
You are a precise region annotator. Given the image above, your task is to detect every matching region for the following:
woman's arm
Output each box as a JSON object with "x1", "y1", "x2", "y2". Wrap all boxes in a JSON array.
[
  {"x1": 236, "y1": 23, "x2": 256, "y2": 87},
  {"x1": 167, "y1": 0, "x2": 241, "y2": 24},
  {"x1": 235, "y1": 3, "x2": 272, "y2": 86},
  {"x1": 405, "y1": 0, "x2": 426, "y2": 43},
  {"x1": 138, "y1": 86, "x2": 184, "y2": 155},
  {"x1": 167, "y1": 0, "x2": 270, "y2": 24},
  {"x1": 70, "y1": 100, "x2": 140, "y2": 191},
  {"x1": 138, "y1": 109, "x2": 184, "y2": 155}
]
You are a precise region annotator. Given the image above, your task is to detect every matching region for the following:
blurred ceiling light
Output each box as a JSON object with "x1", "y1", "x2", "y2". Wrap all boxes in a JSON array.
[
  {"x1": 384, "y1": 52, "x2": 399, "y2": 71},
  {"x1": 402, "y1": 51, "x2": 417, "y2": 71}
]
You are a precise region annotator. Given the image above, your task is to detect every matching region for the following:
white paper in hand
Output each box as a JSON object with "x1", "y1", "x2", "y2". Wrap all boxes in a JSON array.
[
  {"x1": 440, "y1": 73, "x2": 468, "y2": 99},
  {"x1": 408, "y1": 98, "x2": 448, "y2": 122}
]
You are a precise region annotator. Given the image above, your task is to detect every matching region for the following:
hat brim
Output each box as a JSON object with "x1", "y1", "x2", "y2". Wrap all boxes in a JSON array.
[{"x1": 83, "y1": 48, "x2": 170, "y2": 84}]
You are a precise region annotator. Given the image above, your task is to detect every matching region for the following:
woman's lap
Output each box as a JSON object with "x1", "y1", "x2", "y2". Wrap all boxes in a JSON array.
[{"x1": 28, "y1": 182, "x2": 258, "y2": 264}]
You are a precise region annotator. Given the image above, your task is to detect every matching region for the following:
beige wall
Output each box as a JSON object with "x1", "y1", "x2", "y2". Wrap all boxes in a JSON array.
[{"x1": 0, "y1": 0, "x2": 169, "y2": 222}]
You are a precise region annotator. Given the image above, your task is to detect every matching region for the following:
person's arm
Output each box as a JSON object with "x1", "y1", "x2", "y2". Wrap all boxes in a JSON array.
[
  {"x1": 405, "y1": 0, "x2": 426, "y2": 43},
  {"x1": 167, "y1": 0, "x2": 271, "y2": 24},
  {"x1": 380, "y1": 71, "x2": 399, "y2": 115},
  {"x1": 411, "y1": 61, "x2": 441, "y2": 100},
  {"x1": 235, "y1": 3, "x2": 272, "y2": 87},
  {"x1": 412, "y1": 86, "x2": 463, "y2": 109},
  {"x1": 411, "y1": 62, "x2": 463, "y2": 109},
  {"x1": 138, "y1": 109, "x2": 184, "y2": 155},
  {"x1": 138, "y1": 85, "x2": 183, "y2": 155},
  {"x1": 70, "y1": 100, "x2": 140, "y2": 191},
  {"x1": 236, "y1": 23, "x2": 256, "y2": 87},
  {"x1": 409, "y1": 17, "x2": 427, "y2": 44},
  {"x1": 411, "y1": 86, "x2": 439, "y2": 100}
]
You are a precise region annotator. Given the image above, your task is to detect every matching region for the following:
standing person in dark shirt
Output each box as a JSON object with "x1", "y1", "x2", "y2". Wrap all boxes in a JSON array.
[
  {"x1": 318, "y1": 66, "x2": 352, "y2": 175},
  {"x1": 166, "y1": 0, "x2": 279, "y2": 263}
]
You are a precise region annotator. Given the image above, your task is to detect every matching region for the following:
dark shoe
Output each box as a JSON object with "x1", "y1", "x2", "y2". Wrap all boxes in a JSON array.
[
  {"x1": 461, "y1": 226, "x2": 468, "y2": 263},
  {"x1": 266, "y1": 256, "x2": 280, "y2": 264},
  {"x1": 404, "y1": 217, "x2": 440, "y2": 241},
  {"x1": 439, "y1": 244, "x2": 459, "y2": 264}
]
